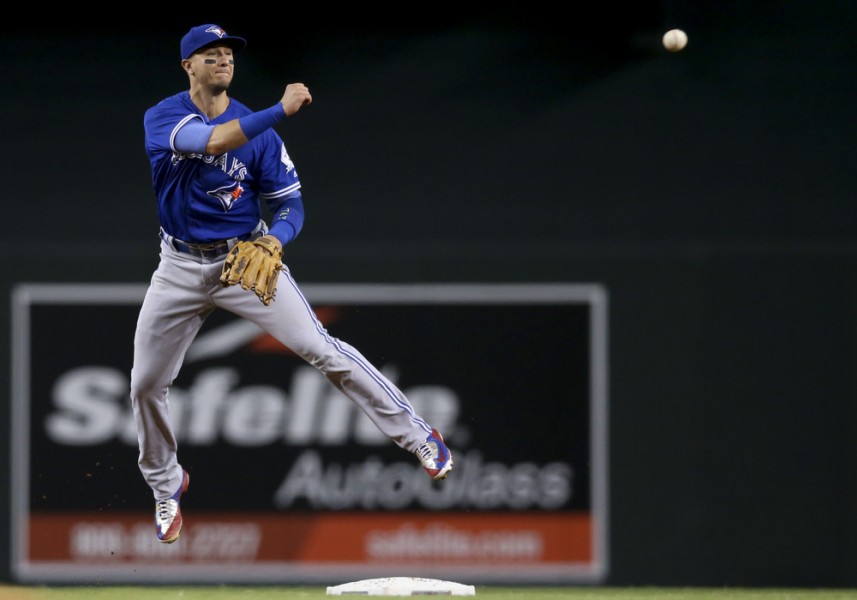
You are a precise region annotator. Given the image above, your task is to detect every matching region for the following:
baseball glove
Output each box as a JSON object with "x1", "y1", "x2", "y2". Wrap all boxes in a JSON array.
[{"x1": 220, "y1": 235, "x2": 284, "y2": 306}]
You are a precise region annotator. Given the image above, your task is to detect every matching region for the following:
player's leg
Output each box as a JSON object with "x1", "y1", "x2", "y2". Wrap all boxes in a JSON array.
[
  {"x1": 215, "y1": 266, "x2": 453, "y2": 479},
  {"x1": 130, "y1": 247, "x2": 214, "y2": 499}
]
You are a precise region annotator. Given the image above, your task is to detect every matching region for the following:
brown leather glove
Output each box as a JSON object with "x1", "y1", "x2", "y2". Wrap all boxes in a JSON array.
[{"x1": 219, "y1": 235, "x2": 284, "y2": 306}]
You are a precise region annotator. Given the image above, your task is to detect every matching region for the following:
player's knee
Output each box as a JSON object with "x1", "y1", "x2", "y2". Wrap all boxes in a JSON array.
[
  {"x1": 303, "y1": 348, "x2": 348, "y2": 375},
  {"x1": 129, "y1": 373, "x2": 167, "y2": 402}
]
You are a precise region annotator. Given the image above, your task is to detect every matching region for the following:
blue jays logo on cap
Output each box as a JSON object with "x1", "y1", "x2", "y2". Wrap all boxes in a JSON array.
[{"x1": 181, "y1": 24, "x2": 247, "y2": 60}]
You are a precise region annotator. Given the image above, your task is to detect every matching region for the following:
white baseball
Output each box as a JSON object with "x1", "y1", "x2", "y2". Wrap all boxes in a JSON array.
[{"x1": 662, "y1": 29, "x2": 688, "y2": 52}]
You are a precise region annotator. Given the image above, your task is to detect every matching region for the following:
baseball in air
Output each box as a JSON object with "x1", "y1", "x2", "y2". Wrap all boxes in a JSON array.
[{"x1": 662, "y1": 28, "x2": 688, "y2": 52}]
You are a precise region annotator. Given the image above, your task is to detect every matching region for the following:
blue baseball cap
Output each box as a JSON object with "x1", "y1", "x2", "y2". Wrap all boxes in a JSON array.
[{"x1": 181, "y1": 24, "x2": 247, "y2": 60}]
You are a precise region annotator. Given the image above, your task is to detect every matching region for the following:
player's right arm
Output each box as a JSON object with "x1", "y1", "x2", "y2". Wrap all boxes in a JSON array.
[
  {"x1": 278, "y1": 83, "x2": 312, "y2": 116},
  {"x1": 175, "y1": 84, "x2": 313, "y2": 155}
]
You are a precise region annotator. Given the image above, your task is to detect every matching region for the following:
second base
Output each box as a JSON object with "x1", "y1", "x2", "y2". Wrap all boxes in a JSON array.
[{"x1": 326, "y1": 577, "x2": 476, "y2": 596}]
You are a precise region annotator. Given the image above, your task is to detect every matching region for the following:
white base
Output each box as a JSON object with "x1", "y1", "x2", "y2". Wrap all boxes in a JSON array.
[{"x1": 326, "y1": 577, "x2": 476, "y2": 596}]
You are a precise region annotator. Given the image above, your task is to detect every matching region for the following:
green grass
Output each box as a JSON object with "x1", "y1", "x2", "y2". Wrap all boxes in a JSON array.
[{"x1": 2, "y1": 587, "x2": 857, "y2": 600}]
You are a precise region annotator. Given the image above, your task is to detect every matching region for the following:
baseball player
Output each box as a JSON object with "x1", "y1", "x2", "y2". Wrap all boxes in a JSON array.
[{"x1": 131, "y1": 23, "x2": 453, "y2": 545}]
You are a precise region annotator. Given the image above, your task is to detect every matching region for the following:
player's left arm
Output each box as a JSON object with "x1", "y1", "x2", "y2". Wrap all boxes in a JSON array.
[
  {"x1": 257, "y1": 134, "x2": 305, "y2": 248},
  {"x1": 266, "y1": 193, "x2": 305, "y2": 247}
]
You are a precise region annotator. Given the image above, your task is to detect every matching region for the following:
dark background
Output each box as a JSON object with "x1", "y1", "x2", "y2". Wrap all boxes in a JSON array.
[{"x1": 2, "y1": 0, "x2": 857, "y2": 587}]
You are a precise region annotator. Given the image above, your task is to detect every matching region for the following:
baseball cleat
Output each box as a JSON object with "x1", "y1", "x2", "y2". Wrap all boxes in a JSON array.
[
  {"x1": 155, "y1": 470, "x2": 189, "y2": 543},
  {"x1": 416, "y1": 429, "x2": 453, "y2": 480}
]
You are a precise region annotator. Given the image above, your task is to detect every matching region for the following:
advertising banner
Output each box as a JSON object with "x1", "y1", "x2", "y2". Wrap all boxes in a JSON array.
[{"x1": 11, "y1": 283, "x2": 608, "y2": 584}]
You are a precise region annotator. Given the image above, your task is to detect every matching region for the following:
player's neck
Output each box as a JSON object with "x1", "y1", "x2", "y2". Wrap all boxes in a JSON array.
[{"x1": 188, "y1": 87, "x2": 230, "y2": 120}]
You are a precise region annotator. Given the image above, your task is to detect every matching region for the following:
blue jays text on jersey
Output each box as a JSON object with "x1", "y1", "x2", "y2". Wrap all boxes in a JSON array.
[{"x1": 144, "y1": 91, "x2": 302, "y2": 244}]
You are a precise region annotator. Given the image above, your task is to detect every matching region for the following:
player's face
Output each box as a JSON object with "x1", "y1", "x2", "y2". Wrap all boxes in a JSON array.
[{"x1": 191, "y1": 45, "x2": 235, "y2": 92}]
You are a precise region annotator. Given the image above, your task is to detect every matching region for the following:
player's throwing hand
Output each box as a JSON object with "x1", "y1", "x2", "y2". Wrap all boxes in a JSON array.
[{"x1": 281, "y1": 83, "x2": 312, "y2": 116}]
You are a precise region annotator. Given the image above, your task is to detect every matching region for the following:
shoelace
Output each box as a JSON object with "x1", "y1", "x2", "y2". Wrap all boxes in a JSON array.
[
  {"x1": 156, "y1": 499, "x2": 178, "y2": 524},
  {"x1": 416, "y1": 441, "x2": 437, "y2": 468}
]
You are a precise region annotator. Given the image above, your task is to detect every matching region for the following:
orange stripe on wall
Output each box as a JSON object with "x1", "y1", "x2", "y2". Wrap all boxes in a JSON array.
[{"x1": 27, "y1": 511, "x2": 591, "y2": 564}]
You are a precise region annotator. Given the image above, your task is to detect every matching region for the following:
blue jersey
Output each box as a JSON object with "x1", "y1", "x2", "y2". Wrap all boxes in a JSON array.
[{"x1": 144, "y1": 91, "x2": 301, "y2": 243}]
